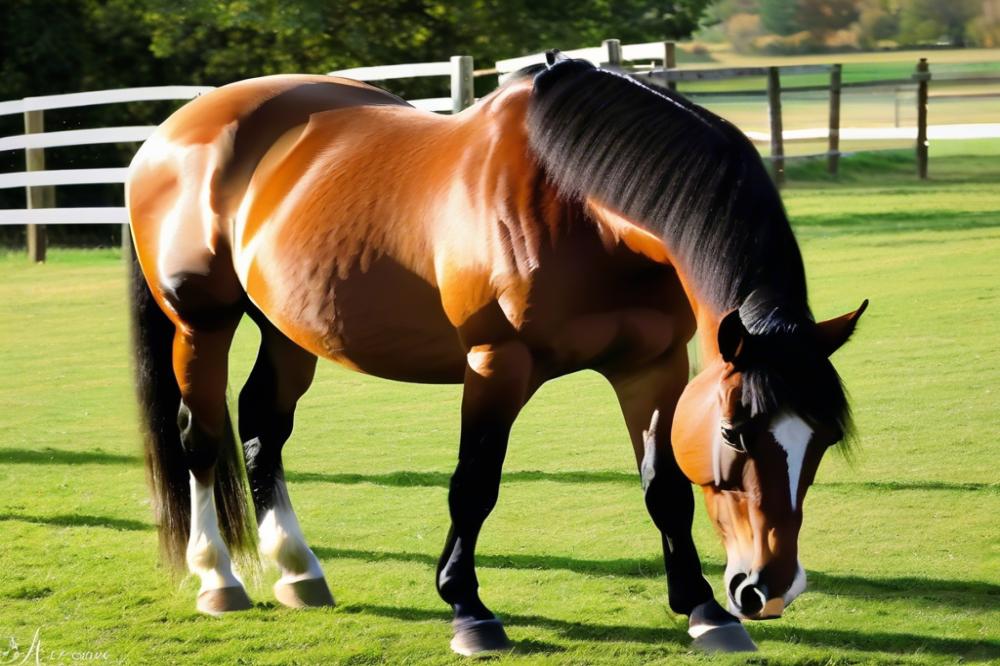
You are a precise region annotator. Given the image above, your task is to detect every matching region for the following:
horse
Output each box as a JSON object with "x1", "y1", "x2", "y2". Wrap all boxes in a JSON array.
[{"x1": 126, "y1": 54, "x2": 866, "y2": 655}]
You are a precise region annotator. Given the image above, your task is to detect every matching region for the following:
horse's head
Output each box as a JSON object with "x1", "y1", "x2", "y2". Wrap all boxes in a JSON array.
[{"x1": 671, "y1": 298, "x2": 867, "y2": 620}]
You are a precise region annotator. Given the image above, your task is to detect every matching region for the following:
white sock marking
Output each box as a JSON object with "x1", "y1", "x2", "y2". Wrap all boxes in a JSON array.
[
  {"x1": 258, "y1": 478, "x2": 325, "y2": 583},
  {"x1": 770, "y1": 412, "x2": 813, "y2": 512},
  {"x1": 187, "y1": 473, "x2": 242, "y2": 592}
]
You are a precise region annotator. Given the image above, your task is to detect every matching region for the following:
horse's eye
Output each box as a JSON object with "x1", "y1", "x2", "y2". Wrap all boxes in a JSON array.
[{"x1": 721, "y1": 425, "x2": 748, "y2": 453}]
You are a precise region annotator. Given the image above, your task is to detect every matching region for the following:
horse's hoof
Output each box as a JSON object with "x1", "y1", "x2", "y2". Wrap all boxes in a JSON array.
[
  {"x1": 196, "y1": 586, "x2": 253, "y2": 616},
  {"x1": 688, "y1": 599, "x2": 758, "y2": 652},
  {"x1": 274, "y1": 577, "x2": 336, "y2": 608},
  {"x1": 691, "y1": 622, "x2": 758, "y2": 652},
  {"x1": 450, "y1": 618, "x2": 512, "y2": 657}
]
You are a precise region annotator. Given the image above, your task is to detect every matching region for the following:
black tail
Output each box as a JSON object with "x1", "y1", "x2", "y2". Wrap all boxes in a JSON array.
[{"x1": 128, "y1": 242, "x2": 258, "y2": 573}]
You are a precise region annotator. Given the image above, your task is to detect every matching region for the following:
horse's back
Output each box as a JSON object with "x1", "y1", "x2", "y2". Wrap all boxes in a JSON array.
[
  {"x1": 126, "y1": 74, "x2": 413, "y2": 327},
  {"x1": 126, "y1": 74, "x2": 693, "y2": 386}
]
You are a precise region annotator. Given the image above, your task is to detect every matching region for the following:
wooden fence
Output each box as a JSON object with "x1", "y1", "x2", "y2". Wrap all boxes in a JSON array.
[{"x1": 499, "y1": 40, "x2": 975, "y2": 186}]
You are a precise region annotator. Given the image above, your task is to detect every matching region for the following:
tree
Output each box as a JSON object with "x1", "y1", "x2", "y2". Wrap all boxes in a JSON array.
[
  {"x1": 796, "y1": 0, "x2": 860, "y2": 35},
  {"x1": 759, "y1": 0, "x2": 799, "y2": 35},
  {"x1": 898, "y1": 0, "x2": 980, "y2": 45},
  {"x1": 0, "y1": 0, "x2": 716, "y2": 241}
]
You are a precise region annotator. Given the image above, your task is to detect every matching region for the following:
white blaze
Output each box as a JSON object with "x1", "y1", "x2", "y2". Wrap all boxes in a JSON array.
[{"x1": 770, "y1": 412, "x2": 813, "y2": 511}]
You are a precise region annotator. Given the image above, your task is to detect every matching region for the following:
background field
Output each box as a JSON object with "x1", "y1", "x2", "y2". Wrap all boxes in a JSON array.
[
  {"x1": 1, "y1": 142, "x2": 999, "y2": 664},
  {"x1": 658, "y1": 47, "x2": 1000, "y2": 158}
]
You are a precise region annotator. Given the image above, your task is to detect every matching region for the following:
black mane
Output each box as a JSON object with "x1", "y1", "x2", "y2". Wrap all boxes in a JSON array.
[
  {"x1": 525, "y1": 58, "x2": 807, "y2": 318},
  {"x1": 525, "y1": 59, "x2": 852, "y2": 439}
]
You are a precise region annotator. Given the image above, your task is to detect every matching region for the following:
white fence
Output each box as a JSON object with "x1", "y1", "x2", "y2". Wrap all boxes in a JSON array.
[
  {"x1": 0, "y1": 58, "x2": 473, "y2": 260},
  {"x1": 3, "y1": 42, "x2": 998, "y2": 260},
  {"x1": 328, "y1": 55, "x2": 474, "y2": 113},
  {"x1": 0, "y1": 86, "x2": 211, "y2": 259}
]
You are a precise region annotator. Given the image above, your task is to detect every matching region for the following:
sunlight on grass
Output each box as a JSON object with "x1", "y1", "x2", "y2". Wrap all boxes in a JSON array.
[{"x1": 0, "y1": 145, "x2": 998, "y2": 663}]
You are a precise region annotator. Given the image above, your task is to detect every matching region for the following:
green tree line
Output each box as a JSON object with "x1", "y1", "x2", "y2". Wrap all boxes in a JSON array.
[
  {"x1": 0, "y1": 0, "x2": 709, "y2": 245},
  {"x1": 708, "y1": 0, "x2": 1000, "y2": 54},
  {"x1": 2, "y1": 0, "x2": 711, "y2": 99}
]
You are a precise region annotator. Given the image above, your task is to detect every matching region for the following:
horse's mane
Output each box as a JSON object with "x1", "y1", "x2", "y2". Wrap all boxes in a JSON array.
[{"x1": 524, "y1": 59, "x2": 852, "y2": 441}]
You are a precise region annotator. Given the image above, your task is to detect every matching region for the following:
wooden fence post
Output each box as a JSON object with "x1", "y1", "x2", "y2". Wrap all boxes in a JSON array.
[
  {"x1": 828, "y1": 64, "x2": 842, "y2": 176},
  {"x1": 602, "y1": 39, "x2": 622, "y2": 68},
  {"x1": 24, "y1": 109, "x2": 51, "y2": 262},
  {"x1": 663, "y1": 41, "x2": 677, "y2": 92},
  {"x1": 915, "y1": 58, "x2": 930, "y2": 180},
  {"x1": 450, "y1": 55, "x2": 474, "y2": 113},
  {"x1": 767, "y1": 66, "x2": 785, "y2": 186}
]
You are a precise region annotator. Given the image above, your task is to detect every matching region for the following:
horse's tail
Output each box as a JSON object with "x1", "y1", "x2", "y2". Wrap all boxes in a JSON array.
[{"x1": 128, "y1": 242, "x2": 257, "y2": 573}]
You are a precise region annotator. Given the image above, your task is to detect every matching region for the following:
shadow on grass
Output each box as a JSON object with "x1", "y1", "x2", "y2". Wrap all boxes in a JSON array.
[
  {"x1": 754, "y1": 626, "x2": 1000, "y2": 662},
  {"x1": 2, "y1": 450, "x2": 990, "y2": 496},
  {"x1": 0, "y1": 447, "x2": 139, "y2": 465},
  {"x1": 821, "y1": 480, "x2": 998, "y2": 493},
  {"x1": 314, "y1": 546, "x2": 667, "y2": 579},
  {"x1": 285, "y1": 469, "x2": 636, "y2": 488},
  {"x1": 314, "y1": 546, "x2": 1000, "y2": 611},
  {"x1": 344, "y1": 602, "x2": 999, "y2": 660},
  {"x1": 342, "y1": 602, "x2": 688, "y2": 649},
  {"x1": 794, "y1": 210, "x2": 1000, "y2": 236},
  {"x1": 0, "y1": 511, "x2": 150, "y2": 531},
  {"x1": 287, "y1": 469, "x2": 995, "y2": 494},
  {"x1": 784, "y1": 150, "x2": 1000, "y2": 189}
]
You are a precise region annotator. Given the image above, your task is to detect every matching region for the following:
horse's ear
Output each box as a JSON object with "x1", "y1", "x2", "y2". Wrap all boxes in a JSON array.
[
  {"x1": 815, "y1": 299, "x2": 869, "y2": 356},
  {"x1": 718, "y1": 309, "x2": 750, "y2": 364},
  {"x1": 545, "y1": 50, "x2": 569, "y2": 67}
]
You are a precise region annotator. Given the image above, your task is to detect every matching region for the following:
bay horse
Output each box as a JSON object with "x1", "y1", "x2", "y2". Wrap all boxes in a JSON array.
[{"x1": 126, "y1": 54, "x2": 866, "y2": 655}]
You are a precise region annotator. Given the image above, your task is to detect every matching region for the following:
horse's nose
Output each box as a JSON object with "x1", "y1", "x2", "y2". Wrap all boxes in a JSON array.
[{"x1": 727, "y1": 573, "x2": 784, "y2": 619}]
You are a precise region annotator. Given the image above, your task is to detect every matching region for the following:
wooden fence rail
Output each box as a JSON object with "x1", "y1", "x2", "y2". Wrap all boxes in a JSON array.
[{"x1": 496, "y1": 41, "x2": 954, "y2": 182}]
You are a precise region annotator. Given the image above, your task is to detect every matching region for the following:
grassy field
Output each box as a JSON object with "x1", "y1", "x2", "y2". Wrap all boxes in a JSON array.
[
  {"x1": 673, "y1": 44, "x2": 1000, "y2": 69},
  {"x1": 663, "y1": 46, "x2": 1000, "y2": 157},
  {"x1": 1, "y1": 144, "x2": 999, "y2": 665}
]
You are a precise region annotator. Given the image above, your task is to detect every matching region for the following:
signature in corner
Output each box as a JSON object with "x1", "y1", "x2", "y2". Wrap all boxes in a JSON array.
[
  {"x1": 1, "y1": 630, "x2": 110, "y2": 665},
  {"x1": 1, "y1": 629, "x2": 41, "y2": 665}
]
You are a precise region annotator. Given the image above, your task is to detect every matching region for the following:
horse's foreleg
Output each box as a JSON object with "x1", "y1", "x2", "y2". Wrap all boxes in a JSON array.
[
  {"x1": 606, "y1": 347, "x2": 755, "y2": 651},
  {"x1": 437, "y1": 341, "x2": 533, "y2": 656},
  {"x1": 174, "y1": 323, "x2": 254, "y2": 615},
  {"x1": 238, "y1": 319, "x2": 332, "y2": 608}
]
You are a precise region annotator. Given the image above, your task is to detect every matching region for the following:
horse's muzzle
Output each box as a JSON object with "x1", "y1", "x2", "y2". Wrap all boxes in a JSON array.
[
  {"x1": 727, "y1": 563, "x2": 806, "y2": 619},
  {"x1": 727, "y1": 575, "x2": 785, "y2": 620}
]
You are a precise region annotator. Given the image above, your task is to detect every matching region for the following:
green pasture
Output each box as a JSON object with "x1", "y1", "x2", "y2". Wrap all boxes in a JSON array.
[
  {"x1": 702, "y1": 90, "x2": 1000, "y2": 151},
  {"x1": 674, "y1": 57, "x2": 1000, "y2": 94},
  {"x1": 660, "y1": 47, "x2": 1000, "y2": 158},
  {"x1": 1, "y1": 144, "x2": 999, "y2": 664},
  {"x1": 674, "y1": 44, "x2": 1000, "y2": 72}
]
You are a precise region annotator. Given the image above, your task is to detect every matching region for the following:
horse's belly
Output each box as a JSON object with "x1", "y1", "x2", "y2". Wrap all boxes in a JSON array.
[{"x1": 250, "y1": 252, "x2": 467, "y2": 383}]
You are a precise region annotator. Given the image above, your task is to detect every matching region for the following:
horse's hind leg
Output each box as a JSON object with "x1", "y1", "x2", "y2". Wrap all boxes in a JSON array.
[
  {"x1": 606, "y1": 347, "x2": 755, "y2": 652},
  {"x1": 238, "y1": 315, "x2": 332, "y2": 608},
  {"x1": 437, "y1": 342, "x2": 534, "y2": 656},
  {"x1": 172, "y1": 317, "x2": 255, "y2": 615}
]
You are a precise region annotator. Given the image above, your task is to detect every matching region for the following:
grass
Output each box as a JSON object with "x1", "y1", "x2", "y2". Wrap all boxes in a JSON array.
[
  {"x1": 1, "y1": 144, "x2": 999, "y2": 664},
  {"x1": 675, "y1": 44, "x2": 1000, "y2": 70}
]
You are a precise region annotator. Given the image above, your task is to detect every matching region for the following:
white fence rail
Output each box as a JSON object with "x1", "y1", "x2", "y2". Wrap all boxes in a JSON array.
[
  {"x1": 1, "y1": 59, "x2": 475, "y2": 260},
  {"x1": 0, "y1": 86, "x2": 213, "y2": 260},
  {"x1": 3, "y1": 44, "x2": 997, "y2": 261},
  {"x1": 328, "y1": 55, "x2": 474, "y2": 114},
  {"x1": 495, "y1": 40, "x2": 676, "y2": 80}
]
